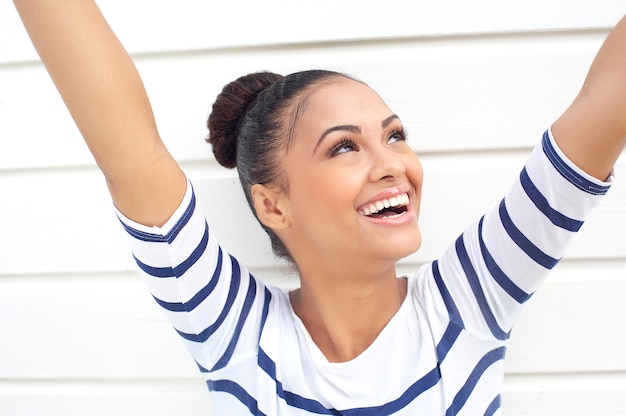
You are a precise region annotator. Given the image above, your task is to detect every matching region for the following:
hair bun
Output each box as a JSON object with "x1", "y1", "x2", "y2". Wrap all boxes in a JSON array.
[{"x1": 206, "y1": 71, "x2": 283, "y2": 168}]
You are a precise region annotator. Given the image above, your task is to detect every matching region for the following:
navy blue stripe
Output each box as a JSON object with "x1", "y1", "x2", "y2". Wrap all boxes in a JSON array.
[
  {"x1": 258, "y1": 348, "x2": 277, "y2": 381},
  {"x1": 120, "y1": 185, "x2": 199, "y2": 278},
  {"x1": 499, "y1": 200, "x2": 560, "y2": 270},
  {"x1": 484, "y1": 394, "x2": 501, "y2": 416},
  {"x1": 432, "y1": 260, "x2": 464, "y2": 328},
  {"x1": 258, "y1": 347, "x2": 442, "y2": 415},
  {"x1": 120, "y1": 221, "x2": 166, "y2": 243},
  {"x1": 478, "y1": 217, "x2": 531, "y2": 304},
  {"x1": 211, "y1": 269, "x2": 258, "y2": 371},
  {"x1": 258, "y1": 286, "x2": 272, "y2": 341},
  {"x1": 341, "y1": 367, "x2": 441, "y2": 415},
  {"x1": 172, "y1": 221, "x2": 210, "y2": 276},
  {"x1": 176, "y1": 254, "x2": 241, "y2": 343},
  {"x1": 118, "y1": 189, "x2": 198, "y2": 243},
  {"x1": 133, "y1": 255, "x2": 175, "y2": 278},
  {"x1": 152, "y1": 296, "x2": 185, "y2": 312},
  {"x1": 133, "y1": 220, "x2": 210, "y2": 279},
  {"x1": 208, "y1": 379, "x2": 267, "y2": 416},
  {"x1": 198, "y1": 278, "x2": 270, "y2": 375},
  {"x1": 152, "y1": 245, "x2": 224, "y2": 312},
  {"x1": 446, "y1": 347, "x2": 506, "y2": 416},
  {"x1": 196, "y1": 361, "x2": 209, "y2": 373},
  {"x1": 436, "y1": 323, "x2": 463, "y2": 363},
  {"x1": 542, "y1": 130, "x2": 610, "y2": 195},
  {"x1": 432, "y1": 260, "x2": 465, "y2": 362},
  {"x1": 258, "y1": 349, "x2": 336, "y2": 415},
  {"x1": 282, "y1": 389, "x2": 341, "y2": 415},
  {"x1": 167, "y1": 189, "x2": 197, "y2": 242},
  {"x1": 456, "y1": 236, "x2": 510, "y2": 341},
  {"x1": 520, "y1": 167, "x2": 584, "y2": 232}
]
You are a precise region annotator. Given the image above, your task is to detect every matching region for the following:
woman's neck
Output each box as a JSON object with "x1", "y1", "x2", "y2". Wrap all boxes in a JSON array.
[{"x1": 289, "y1": 265, "x2": 407, "y2": 363}]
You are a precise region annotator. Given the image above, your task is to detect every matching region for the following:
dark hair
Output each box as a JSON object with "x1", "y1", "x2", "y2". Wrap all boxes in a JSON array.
[{"x1": 207, "y1": 69, "x2": 351, "y2": 262}]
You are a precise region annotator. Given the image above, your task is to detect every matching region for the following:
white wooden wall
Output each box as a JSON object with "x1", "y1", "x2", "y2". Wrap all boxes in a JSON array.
[{"x1": 1, "y1": 1, "x2": 625, "y2": 414}]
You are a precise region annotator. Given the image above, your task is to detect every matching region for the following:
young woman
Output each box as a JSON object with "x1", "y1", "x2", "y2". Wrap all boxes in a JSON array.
[{"x1": 14, "y1": 1, "x2": 625, "y2": 414}]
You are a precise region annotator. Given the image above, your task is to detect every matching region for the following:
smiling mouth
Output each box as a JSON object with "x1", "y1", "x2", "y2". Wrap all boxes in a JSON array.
[{"x1": 358, "y1": 193, "x2": 410, "y2": 218}]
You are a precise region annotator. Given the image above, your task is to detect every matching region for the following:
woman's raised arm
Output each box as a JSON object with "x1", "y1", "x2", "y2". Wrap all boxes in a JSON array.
[
  {"x1": 13, "y1": 0, "x2": 186, "y2": 226},
  {"x1": 552, "y1": 14, "x2": 626, "y2": 181}
]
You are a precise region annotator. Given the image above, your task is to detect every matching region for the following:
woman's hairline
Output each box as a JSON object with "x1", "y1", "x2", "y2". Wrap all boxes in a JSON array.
[{"x1": 272, "y1": 74, "x2": 357, "y2": 194}]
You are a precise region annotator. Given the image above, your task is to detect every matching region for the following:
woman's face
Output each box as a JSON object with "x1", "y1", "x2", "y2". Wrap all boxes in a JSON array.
[{"x1": 278, "y1": 78, "x2": 423, "y2": 270}]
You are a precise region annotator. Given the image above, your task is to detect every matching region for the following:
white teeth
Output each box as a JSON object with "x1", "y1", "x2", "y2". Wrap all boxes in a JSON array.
[{"x1": 358, "y1": 193, "x2": 410, "y2": 216}]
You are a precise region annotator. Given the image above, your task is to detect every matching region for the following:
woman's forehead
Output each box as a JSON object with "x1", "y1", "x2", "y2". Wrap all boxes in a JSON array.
[
  {"x1": 281, "y1": 77, "x2": 396, "y2": 155},
  {"x1": 299, "y1": 79, "x2": 394, "y2": 128}
]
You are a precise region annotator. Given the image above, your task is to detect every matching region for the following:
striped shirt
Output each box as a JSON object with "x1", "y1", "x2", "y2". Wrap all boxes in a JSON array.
[{"x1": 118, "y1": 130, "x2": 612, "y2": 415}]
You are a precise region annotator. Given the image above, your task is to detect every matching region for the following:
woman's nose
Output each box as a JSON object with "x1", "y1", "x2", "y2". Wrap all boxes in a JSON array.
[{"x1": 369, "y1": 147, "x2": 406, "y2": 181}]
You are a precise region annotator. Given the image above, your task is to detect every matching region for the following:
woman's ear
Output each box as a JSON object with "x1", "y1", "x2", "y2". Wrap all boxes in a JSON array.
[{"x1": 251, "y1": 184, "x2": 290, "y2": 230}]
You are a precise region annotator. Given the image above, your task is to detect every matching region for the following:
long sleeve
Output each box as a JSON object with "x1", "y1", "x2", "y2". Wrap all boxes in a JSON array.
[
  {"x1": 116, "y1": 180, "x2": 270, "y2": 374},
  {"x1": 432, "y1": 129, "x2": 613, "y2": 341}
]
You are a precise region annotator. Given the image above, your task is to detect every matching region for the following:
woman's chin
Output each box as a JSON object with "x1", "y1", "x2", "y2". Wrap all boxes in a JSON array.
[{"x1": 379, "y1": 229, "x2": 422, "y2": 261}]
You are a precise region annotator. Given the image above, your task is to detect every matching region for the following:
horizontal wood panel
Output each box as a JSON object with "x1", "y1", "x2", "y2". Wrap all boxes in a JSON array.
[
  {"x1": 0, "y1": 379, "x2": 213, "y2": 416},
  {"x1": 3, "y1": 372, "x2": 626, "y2": 416},
  {"x1": 0, "y1": 272, "x2": 199, "y2": 379},
  {"x1": 0, "y1": 32, "x2": 609, "y2": 170},
  {"x1": 1, "y1": 155, "x2": 624, "y2": 275},
  {"x1": 0, "y1": 169, "x2": 134, "y2": 275},
  {"x1": 502, "y1": 372, "x2": 626, "y2": 415},
  {"x1": 1, "y1": 0, "x2": 624, "y2": 64},
  {"x1": 505, "y1": 260, "x2": 626, "y2": 374}
]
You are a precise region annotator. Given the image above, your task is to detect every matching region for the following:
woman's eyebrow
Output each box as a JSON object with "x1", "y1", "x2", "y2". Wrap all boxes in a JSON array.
[
  {"x1": 382, "y1": 114, "x2": 400, "y2": 129},
  {"x1": 313, "y1": 124, "x2": 361, "y2": 154}
]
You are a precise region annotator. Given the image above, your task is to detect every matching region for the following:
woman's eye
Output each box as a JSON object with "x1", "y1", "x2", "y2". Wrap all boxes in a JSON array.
[
  {"x1": 330, "y1": 140, "x2": 359, "y2": 156},
  {"x1": 388, "y1": 129, "x2": 408, "y2": 144}
]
